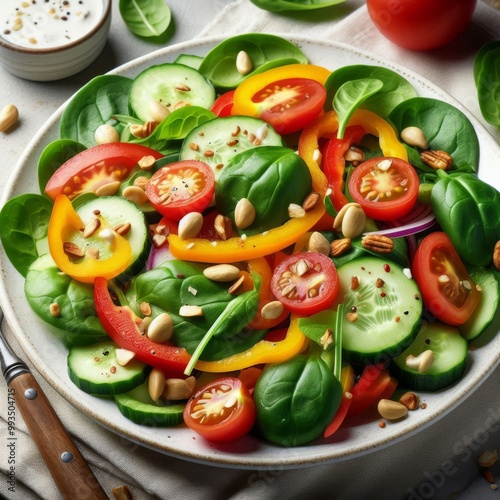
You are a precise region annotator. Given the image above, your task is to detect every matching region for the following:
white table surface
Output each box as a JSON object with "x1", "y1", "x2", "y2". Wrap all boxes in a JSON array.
[{"x1": 1, "y1": 1, "x2": 500, "y2": 499}]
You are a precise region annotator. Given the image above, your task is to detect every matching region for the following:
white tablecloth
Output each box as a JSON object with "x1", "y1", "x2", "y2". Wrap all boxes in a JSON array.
[{"x1": 1, "y1": 1, "x2": 499, "y2": 499}]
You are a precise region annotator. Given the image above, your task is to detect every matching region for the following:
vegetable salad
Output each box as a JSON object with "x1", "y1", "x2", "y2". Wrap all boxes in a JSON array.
[{"x1": 1, "y1": 33, "x2": 499, "y2": 448}]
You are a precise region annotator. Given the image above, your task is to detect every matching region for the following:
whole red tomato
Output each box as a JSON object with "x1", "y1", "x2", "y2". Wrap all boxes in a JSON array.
[{"x1": 366, "y1": 0, "x2": 477, "y2": 51}]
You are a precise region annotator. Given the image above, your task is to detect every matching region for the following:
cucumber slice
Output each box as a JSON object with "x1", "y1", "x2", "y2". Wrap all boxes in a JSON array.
[
  {"x1": 76, "y1": 196, "x2": 151, "y2": 279},
  {"x1": 393, "y1": 321, "x2": 469, "y2": 391},
  {"x1": 129, "y1": 63, "x2": 216, "y2": 122},
  {"x1": 459, "y1": 267, "x2": 500, "y2": 341},
  {"x1": 174, "y1": 54, "x2": 203, "y2": 70},
  {"x1": 179, "y1": 116, "x2": 283, "y2": 178},
  {"x1": 114, "y1": 382, "x2": 184, "y2": 427},
  {"x1": 336, "y1": 256, "x2": 422, "y2": 364},
  {"x1": 68, "y1": 341, "x2": 149, "y2": 395}
]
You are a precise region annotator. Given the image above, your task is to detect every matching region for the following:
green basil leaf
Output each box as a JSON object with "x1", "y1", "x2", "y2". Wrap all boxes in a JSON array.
[
  {"x1": 250, "y1": 0, "x2": 345, "y2": 12},
  {"x1": 0, "y1": 194, "x2": 53, "y2": 277},
  {"x1": 333, "y1": 78, "x2": 384, "y2": 139},
  {"x1": 119, "y1": 0, "x2": 171, "y2": 38},
  {"x1": 60, "y1": 75, "x2": 133, "y2": 148}
]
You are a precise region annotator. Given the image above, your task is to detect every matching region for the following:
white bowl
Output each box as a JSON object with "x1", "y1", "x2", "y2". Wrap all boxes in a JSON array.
[{"x1": 0, "y1": 0, "x2": 111, "y2": 81}]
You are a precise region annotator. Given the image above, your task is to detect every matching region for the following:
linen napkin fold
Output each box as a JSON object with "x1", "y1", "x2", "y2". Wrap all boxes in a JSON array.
[{"x1": 1, "y1": 2, "x2": 500, "y2": 500}]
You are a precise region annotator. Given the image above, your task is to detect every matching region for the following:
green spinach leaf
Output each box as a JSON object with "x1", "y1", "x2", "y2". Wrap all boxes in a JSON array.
[
  {"x1": 131, "y1": 106, "x2": 216, "y2": 153},
  {"x1": 250, "y1": 0, "x2": 345, "y2": 12},
  {"x1": 389, "y1": 97, "x2": 479, "y2": 177},
  {"x1": 254, "y1": 354, "x2": 342, "y2": 446},
  {"x1": 25, "y1": 254, "x2": 107, "y2": 345},
  {"x1": 37, "y1": 139, "x2": 87, "y2": 193},
  {"x1": 60, "y1": 75, "x2": 133, "y2": 148},
  {"x1": 474, "y1": 41, "x2": 500, "y2": 126},
  {"x1": 431, "y1": 170, "x2": 500, "y2": 267},
  {"x1": 333, "y1": 78, "x2": 384, "y2": 139},
  {"x1": 0, "y1": 194, "x2": 53, "y2": 277},
  {"x1": 198, "y1": 33, "x2": 308, "y2": 90},
  {"x1": 325, "y1": 64, "x2": 417, "y2": 117},
  {"x1": 119, "y1": 0, "x2": 171, "y2": 38},
  {"x1": 215, "y1": 146, "x2": 312, "y2": 236}
]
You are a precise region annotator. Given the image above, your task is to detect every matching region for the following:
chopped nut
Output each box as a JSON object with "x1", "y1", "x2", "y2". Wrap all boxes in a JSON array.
[
  {"x1": 288, "y1": 203, "x2": 306, "y2": 219},
  {"x1": 149, "y1": 99, "x2": 170, "y2": 122},
  {"x1": 179, "y1": 305, "x2": 203, "y2": 317},
  {"x1": 400, "y1": 126, "x2": 428, "y2": 149},
  {"x1": 330, "y1": 238, "x2": 352, "y2": 257},
  {"x1": 333, "y1": 203, "x2": 366, "y2": 239},
  {"x1": 261, "y1": 300, "x2": 284, "y2": 320},
  {"x1": 228, "y1": 274, "x2": 245, "y2": 294},
  {"x1": 49, "y1": 302, "x2": 61, "y2": 318},
  {"x1": 163, "y1": 376, "x2": 196, "y2": 400},
  {"x1": 478, "y1": 450, "x2": 499, "y2": 468},
  {"x1": 95, "y1": 124, "x2": 119, "y2": 144},
  {"x1": 203, "y1": 264, "x2": 241, "y2": 282},
  {"x1": 112, "y1": 485, "x2": 133, "y2": 500},
  {"x1": 302, "y1": 192, "x2": 320, "y2": 212},
  {"x1": 115, "y1": 348, "x2": 136, "y2": 367},
  {"x1": 140, "y1": 302, "x2": 152, "y2": 316},
  {"x1": 350, "y1": 275, "x2": 360, "y2": 290},
  {"x1": 420, "y1": 150, "x2": 453, "y2": 170},
  {"x1": 114, "y1": 222, "x2": 132, "y2": 236},
  {"x1": 378, "y1": 399, "x2": 408, "y2": 421},
  {"x1": 308, "y1": 231, "x2": 331, "y2": 256},
  {"x1": 63, "y1": 241, "x2": 85, "y2": 258},
  {"x1": 122, "y1": 185, "x2": 149, "y2": 205},
  {"x1": 178, "y1": 212, "x2": 204, "y2": 240},
  {"x1": 320, "y1": 328, "x2": 333, "y2": 350},
  {"x1": 406, "y1": 350, "x2": 434, "y2": 373},
  {"x1": 361, "y1": 234, "x2": 395, "y2": 253},
  {"x1": 236, "y1": 50, "x2": 253, "y2": 75},
  {"x1": 175, "y1": 83, "x2": 191, "y2": 92},
  {"x1": 147, "y1": 313, "x2": 174, "y2": 343},
  {"x1": 148, "y1": 368, "x2": 166, "y2": 402},
  {"x1": 493, "y1": 241, "x2": 500, "y2": 271},
  {"x1": 133, "y1": 175, "x2": 149, "y2": 190},
  {"x1": 83, "y1": 217, "x2": 101, "y2": 238},
  {"x1": 138, "y1": 154, "x2": 156, "y2": 170},
  {"x1": 234, "y1": 198, "x2": 256, "y2": 229},
  {"x1": 346, "y1": 312, "x2": 359, "y2": 323},
  {"x1": 0, "y1": 104, "x2": 19, "y2": 133},
  {"x1": 95, "y1": 180, "x2": 121, "y2": 197},
  {"x1": 344, "y1": 146, "x2": 364, "y2": 163},
  {"x1": 214, "y1": 214, "x2": 233, "y2": 241},
  {"x1": 399, "y1": 391, "x2": 419, "y2": 411}
]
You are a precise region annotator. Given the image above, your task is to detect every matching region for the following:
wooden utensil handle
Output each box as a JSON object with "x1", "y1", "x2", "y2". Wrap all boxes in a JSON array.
[{"x1": 9, "y1": 372, "x2": 108, "y2": 499}]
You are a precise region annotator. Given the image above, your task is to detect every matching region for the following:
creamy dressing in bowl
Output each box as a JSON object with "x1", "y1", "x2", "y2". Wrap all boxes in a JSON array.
[{"x1": 1, "y1": 0, "x2": 103, "y2": 50}]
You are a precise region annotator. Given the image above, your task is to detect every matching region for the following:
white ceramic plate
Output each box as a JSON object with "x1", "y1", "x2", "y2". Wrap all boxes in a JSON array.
[{"x1": 1, "y1": 35, "x2": 499, "y2": 469}]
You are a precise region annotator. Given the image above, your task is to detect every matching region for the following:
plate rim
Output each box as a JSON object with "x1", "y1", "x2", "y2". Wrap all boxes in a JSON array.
[{"x1": 1, "y1": 33, "x2": 499, "y2": 469}]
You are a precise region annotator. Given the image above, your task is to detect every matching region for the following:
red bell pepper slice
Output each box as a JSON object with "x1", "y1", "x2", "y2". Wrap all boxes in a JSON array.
[
  {"x1": 93, "y1": 276, "x2": 191, "y2": 377},
  {"x1": 323, "y1": 392, "x2": 353, "y2": 438},
  {"x1": 346, "y1": 364, "x2": 398, "y2": 418},
  {"x1": 323, "y1": 125, "x2": 366, "y2": 211}
]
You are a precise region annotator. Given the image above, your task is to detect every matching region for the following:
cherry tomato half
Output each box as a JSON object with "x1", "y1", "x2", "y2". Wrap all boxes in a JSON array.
[
  {"x1": 210, "y1": 90, "x2": 235, "y2": 117},
  {"x1": 348, "y1": 156, "x2": 419, "y2": 222},
  {"x1": 44, "y1": 143, "x2": 163, "y2": 201},
  {"x1": 412, "y1": 232, "x2": 480, "y2": 326},
  {"x1": 270, "y1": 251, "x2": 339, "y2": 316},
  {"x1": 366, "y1": 0, "x2": 477, "y2": 51},
  {"x1": 146, "y1": 160, "x2": 215, "y2": 221},
  {"x1": 232, "y1": 64, "x2": 330, "y2": 135},
  {"x1": 183, "y1": 377, "x2": 256, "y2": 442}
]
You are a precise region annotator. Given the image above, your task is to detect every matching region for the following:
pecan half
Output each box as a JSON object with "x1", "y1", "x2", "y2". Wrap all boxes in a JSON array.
[
  {"x1": 361, "y1": 234, "x2": 394, "y2": 253},
  {"x1": 330, "y1": 237, "x2": 351, "y2": 257},
  {"x1": 420, "y1": 150, "x2": 453, "y2": 170},
  {"x1": 302, "y1": 192, "x2": 320, "y2": 212}
]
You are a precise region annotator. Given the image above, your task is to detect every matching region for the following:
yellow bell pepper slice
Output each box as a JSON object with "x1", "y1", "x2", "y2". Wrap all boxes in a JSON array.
[
  {"x1": 48, "y1": 194, "x2": 132, "y2": 283},
  {"x1": 299, "y1": 108, "x2": 408, "y2": 172},
  {"x1": 195, "y1": 315, "x2": 309, "y2": 373},
  {"x1": 168, "y1": 139, "x2": 329, "y2": 263}
]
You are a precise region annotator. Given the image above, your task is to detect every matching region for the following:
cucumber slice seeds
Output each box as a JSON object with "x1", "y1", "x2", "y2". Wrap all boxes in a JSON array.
[{"x1": 336, "y1": 256, "x2": 422, "y2": 364}]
